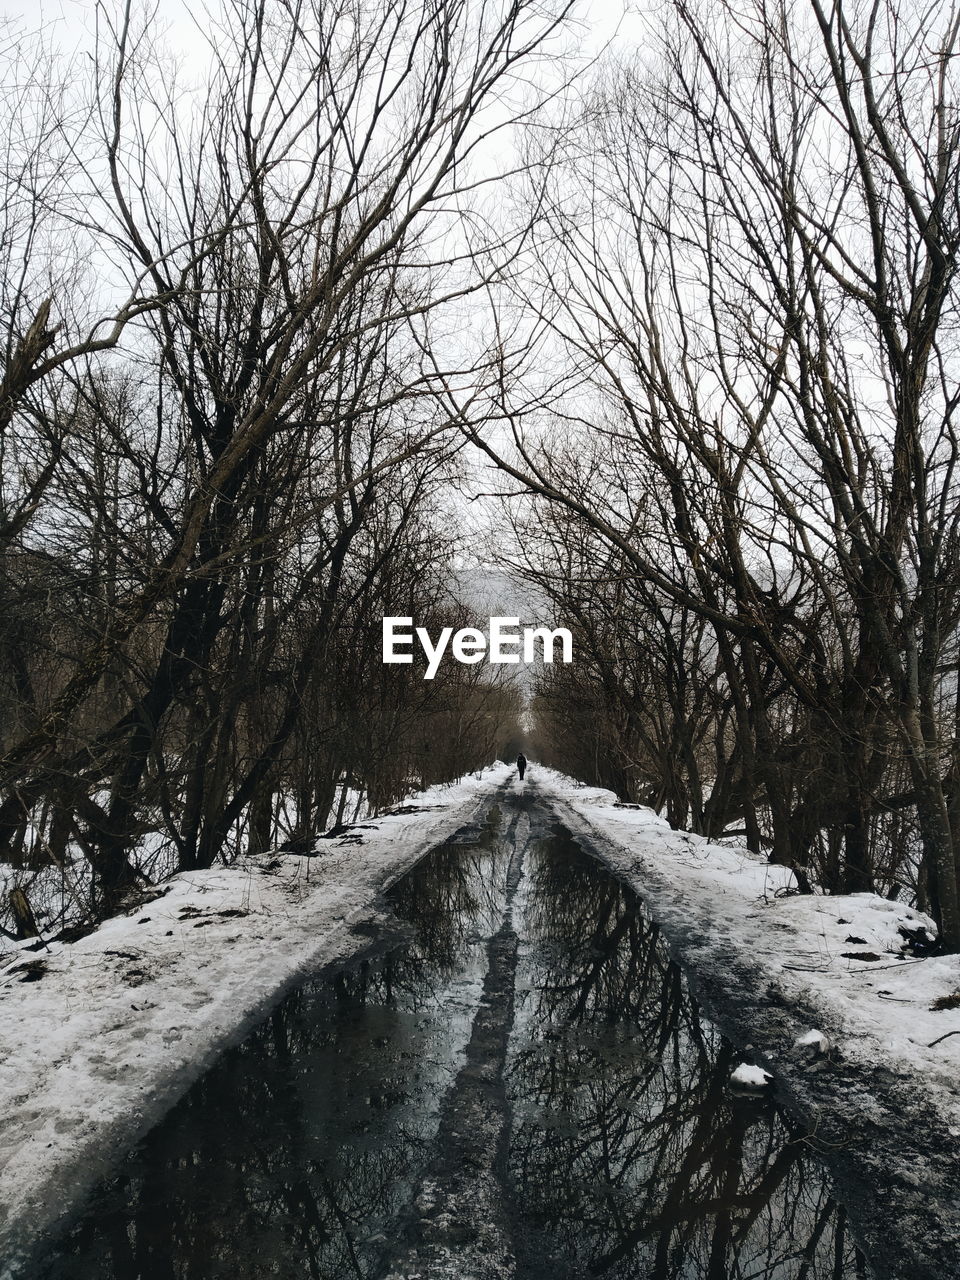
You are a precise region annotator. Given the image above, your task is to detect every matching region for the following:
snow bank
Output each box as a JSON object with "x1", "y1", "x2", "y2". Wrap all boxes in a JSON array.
[
  {"x1": 0, "y1": 764, "x2": 510, "y2": 1272},
  {"x1": 532, "y1": 768, "x2": 960, "y2": 1129}
]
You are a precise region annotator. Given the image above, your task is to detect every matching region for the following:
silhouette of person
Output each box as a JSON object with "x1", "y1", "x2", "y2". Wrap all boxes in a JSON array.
[{"x1": 517, "y1": 752, "x2": 527, "y2": 781}]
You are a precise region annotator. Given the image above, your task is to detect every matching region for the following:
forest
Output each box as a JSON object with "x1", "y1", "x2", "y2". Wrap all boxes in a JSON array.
[{"x1": 4, "y1": 0, "x2": 960, "y2": 956}]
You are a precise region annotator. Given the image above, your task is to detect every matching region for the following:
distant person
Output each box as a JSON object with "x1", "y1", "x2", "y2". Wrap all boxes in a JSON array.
[{"x1": 517, "y1": 752, "x2": 527, "y2": 781}]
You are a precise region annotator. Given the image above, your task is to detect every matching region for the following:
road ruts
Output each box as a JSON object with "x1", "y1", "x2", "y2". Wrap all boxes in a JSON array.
[{"x1": 380, "y1": 786, "x2": 538, "y2": 1280}]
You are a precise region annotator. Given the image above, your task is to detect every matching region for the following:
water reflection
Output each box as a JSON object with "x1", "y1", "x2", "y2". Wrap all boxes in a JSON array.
[
  {"x1": 31, "y1": 806, "x2": 872, "y2": 1280},
  {"x1": 508, "y1": 832, "x2": 869, "y2": 1279},
  {"x1": 34, "y1": 815, "x2": 509, "y2": 1280}
]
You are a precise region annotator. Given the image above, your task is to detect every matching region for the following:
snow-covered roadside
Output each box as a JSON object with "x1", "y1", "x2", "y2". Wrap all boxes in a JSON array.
[
  {"x1": 531, "y1": 768, "x2": 960, "y2": 1123},
  {"x1": 0, "y1": 763, "x2": 511, "y2": 1273},
  {"x1": 530, "y1": 768, "x2": 960, "y2": 1276}
]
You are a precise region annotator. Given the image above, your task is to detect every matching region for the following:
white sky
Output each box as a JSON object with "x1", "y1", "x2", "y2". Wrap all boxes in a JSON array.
[
  {"x1": 1, "y1": 0, "x2": 647, "y2": 64},
  {"x1": 0, "y1": 0, "x2": 653, "y2": 590}
]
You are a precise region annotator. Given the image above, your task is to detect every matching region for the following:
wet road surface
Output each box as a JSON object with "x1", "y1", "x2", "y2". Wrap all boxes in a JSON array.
[{"x1": 30, "y1": 787, "x2": 873, "y2": 1280}]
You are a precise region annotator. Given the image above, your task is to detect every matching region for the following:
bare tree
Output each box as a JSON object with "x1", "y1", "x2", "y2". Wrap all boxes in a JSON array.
[
  {"x1": 447, "y1": 0, "x2": 960, "y2": 944},
  {"x1": 0, "y1": 0, "x2": 563, "y2": 919}
]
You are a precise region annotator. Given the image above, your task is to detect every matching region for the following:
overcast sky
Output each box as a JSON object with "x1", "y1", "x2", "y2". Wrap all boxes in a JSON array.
[
  {"x1": 2, "y1": 0, "x2": 648, "y2": 64},
  {"x1": 0, "y1": 0, "x2": 649, "y2": 607}
]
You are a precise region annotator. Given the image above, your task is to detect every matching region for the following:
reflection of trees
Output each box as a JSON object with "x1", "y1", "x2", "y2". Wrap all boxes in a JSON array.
[
  {"x1": 508, "y1": 833, "x2": 868, "y2": 1280},
  {"x1": 44, "y1": 981, "x2": 439, "y2": 1279},
  {"x1": 40, "y1": 819, "x2": 872, "y2": 1280},
  {"x1": 41, "y1": 828, "x2": 510, "y2": 1280},
  {"x1": 387, "y1": 820, "x2": 509, "y2": 976}
]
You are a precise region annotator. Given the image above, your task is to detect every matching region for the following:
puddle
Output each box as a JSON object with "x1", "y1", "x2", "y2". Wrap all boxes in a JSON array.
[
  {"x1": 29, "y1": 798, "x2": 871, "y2": 1279},
  {"x1": 506, "y1": 829, "x2": 868, "y2": 1278}
]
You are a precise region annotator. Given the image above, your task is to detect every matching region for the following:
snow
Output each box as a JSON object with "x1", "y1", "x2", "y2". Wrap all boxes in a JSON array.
[
  {"x1": 6, "y1": 757, "x2": 960, "y2": 1271},
  {"x1": 795, "y1": 1029, "x2": 830, "y2": 1055},
  {"x1": 531, "y1": 767, "x2": 960, "y2": 1130},
  {"x1": 730, "y1": 1063, "x2": 773, "y2": 1089},
  {"x1": 0, "y1": 763, "x2": 511, "y2": 1274}
]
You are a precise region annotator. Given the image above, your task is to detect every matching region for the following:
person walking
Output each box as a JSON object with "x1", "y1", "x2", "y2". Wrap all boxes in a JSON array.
[{"x1": 517, "y1": 752, "x2": 527, "y2": 781}]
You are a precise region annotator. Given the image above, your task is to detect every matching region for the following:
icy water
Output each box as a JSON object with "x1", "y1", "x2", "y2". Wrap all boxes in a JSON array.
[{"x1": 33, "y1": 789, "x2": 872, "y2": 1280}]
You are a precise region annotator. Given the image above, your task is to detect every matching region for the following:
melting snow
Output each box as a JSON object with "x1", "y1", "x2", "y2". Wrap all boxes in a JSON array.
[
  {"x1": 0, "y1": 764, "x2": 510, "y2": 1270},
  {"x1": 730, "y1": 1063, "x2": 773, "y2": 1089},
  {"x1": 794, "y1": 1029, "x2": 830, "y2": 1055},
  {"x1": 531, "y1": 767, "x2": 960, "y2": 1132}
]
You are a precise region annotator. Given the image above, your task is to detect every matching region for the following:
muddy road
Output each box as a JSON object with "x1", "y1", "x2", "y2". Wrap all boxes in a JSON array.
[{"x1": 29, "y1": 784, "x2": 935, "y2": 1279}]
